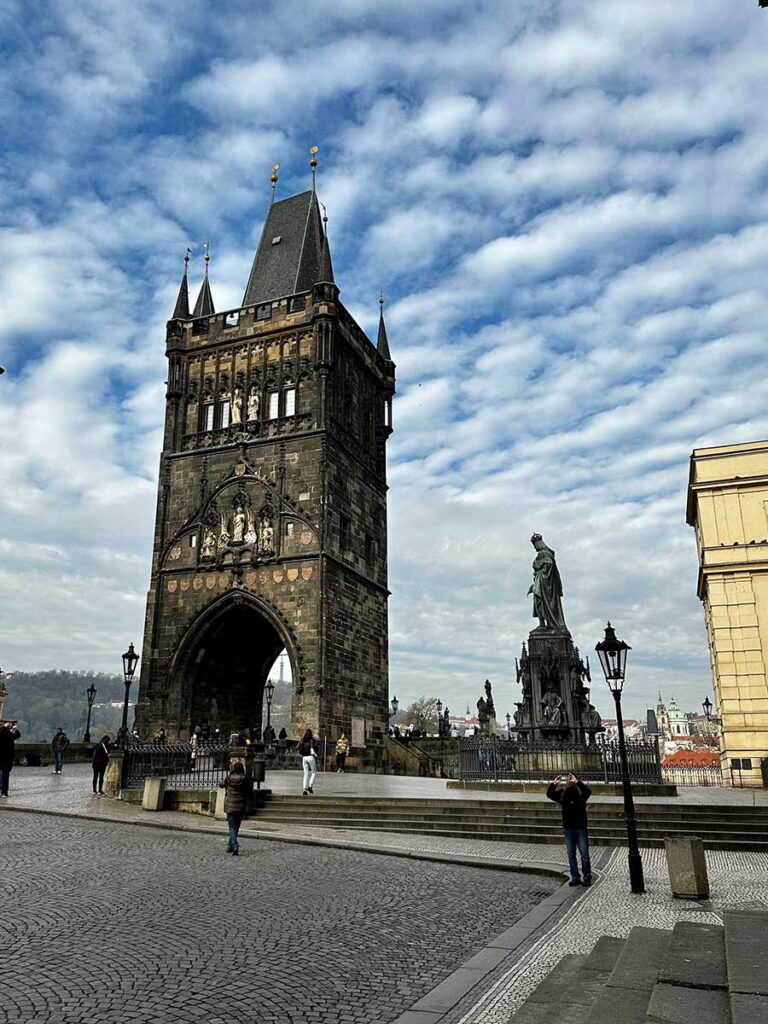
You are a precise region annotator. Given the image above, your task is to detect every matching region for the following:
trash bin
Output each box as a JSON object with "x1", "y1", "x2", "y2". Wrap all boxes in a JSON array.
[
  {"x1": 252, "y1": 759, "x2": 266, "y2": 787},
  {"x1": 664, "y1": 836, "x2": 709, "y2": 899}
]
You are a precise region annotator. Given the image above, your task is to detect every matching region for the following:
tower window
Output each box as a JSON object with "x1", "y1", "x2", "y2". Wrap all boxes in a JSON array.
[
  {"x1": 225, "y1": 311, "x2": 240, "y2": 328},
  {"x1": 203, "y1": 403, "x2": 214, "y2": 432},
  {"x1": 339, "y1": 515, "x2": 351, "y2": 551},
  {"x1": 285, "y1": 522, "x2": 295, "y2": 537},
  {"x1": 190, "y1": 534, "x2": 197, "y2": 549},
  {"x1": 256, "y1": 303, "x2": 272, "y2": 322},
  {"x1": 366, "y1": 534, "x2": 374, "y2": 563},
  {"x1": 287, "y1": 295, "x2": 305, "y2": 313},
  {"x1": 268, "y1": 391, "x2": 279, "y2": 419},
  {"x1": 219, "y1": 400, "x2": 231, "y2": 429},
  {"x1": 284, "y1": 387, "x2": 296, "y2": 417}
]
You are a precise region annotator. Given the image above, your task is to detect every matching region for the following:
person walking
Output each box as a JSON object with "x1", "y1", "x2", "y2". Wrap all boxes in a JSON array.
[
  {"x1": 51, "y1": 727, "x2": 70, "y2": 774},
  {"x1": 0, "y1": 721, "x2": 21, "y2": 798},
  {"x1": 92, "y1": 735, "x2": 110, "y2": 795},
  {"x1": 220, "y1": 760, "x2": 249, "y2": 855},
  {"x1": 335, "y1": 733, "x2": 350, "y2": 773},
  {"x1": 297, "y1": 728, "x2": 318, "y2": 795},
  {"x1": 546, "y1": 772, "x2": 592, "y2": 886}
]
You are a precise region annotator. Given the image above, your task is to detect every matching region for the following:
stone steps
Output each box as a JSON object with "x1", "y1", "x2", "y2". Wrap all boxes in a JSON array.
[
  {"x1": 504, "y1": 914, "x2": 768, "y2": 1024},
  {"x1": 252, "y1": 796, "x2": 768, "y2": 849}
]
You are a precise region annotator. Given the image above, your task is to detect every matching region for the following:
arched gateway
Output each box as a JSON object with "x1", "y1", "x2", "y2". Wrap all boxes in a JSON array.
[
  {"x1": 168, "y1": 592, "x2": 296, "y2": 739},
  {"x1": 135, "y1": 184, "x2": 396, "y2": 758}
]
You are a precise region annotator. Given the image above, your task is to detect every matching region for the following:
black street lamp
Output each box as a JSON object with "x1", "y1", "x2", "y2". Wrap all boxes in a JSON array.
[
  {"x1": 506, "y1": 712, "x2": 511, "y2": 739},
  {"x1": 595, "y1": 622, "x2": 645, "y2": 895},
  {"x1": 387, "y1": 695, "x2": 399, "y2": 720},
  {"x1": 702, "y1": 696, "x2": 721, "y2": 723},
  {"x1": 118, "y1": 643, "x2": 140, "y2": 747},
  {"x1": 84, "y1": 683, "x2": 97, "y2": 743},
  {"x1": 265, "y1": 679, "x2": 275, "y2": 734},
  {"x1": 436, "y1": 699, "x2": 443, "y2": 738}
]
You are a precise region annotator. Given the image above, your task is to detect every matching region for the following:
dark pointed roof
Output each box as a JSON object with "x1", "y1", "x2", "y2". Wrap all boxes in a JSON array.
[
  {"x1": 317, "y1": 227, "x2": 334, "y2": 285},
  {"x1": 377, "y1": 301, "x2": 392, "y2": 361},
  {"x1": 192, "y1": 272, "x2": 215, "y2": 318},
  {"x1": 242, "y1": 190, "x2": 328, "y2": 306},
  {"x1": 171, "y1": 260, "x2": 190, "y2": 319}
]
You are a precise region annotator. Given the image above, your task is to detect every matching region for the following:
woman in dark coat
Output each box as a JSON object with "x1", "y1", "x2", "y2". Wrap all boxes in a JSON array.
[
  {"x1": 0, "y1": 722, "x2": 21, "y2": 798},
  {"x1": 91, "y1": 735, "x2": 110, "y2": 795},
  {"x1": 221, "y1": 761, "x2": 249, "y2": 855}
]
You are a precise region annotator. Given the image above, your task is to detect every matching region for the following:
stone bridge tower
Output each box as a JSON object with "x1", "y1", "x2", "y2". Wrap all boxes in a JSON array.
[{"x1": 136, "y1": 185, "x2": 396, "y2": 754}]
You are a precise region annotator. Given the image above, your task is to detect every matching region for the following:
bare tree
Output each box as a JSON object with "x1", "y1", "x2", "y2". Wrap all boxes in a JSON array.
[{"x1": 405, "y1": 696, "x2": 441, "y2": 733}]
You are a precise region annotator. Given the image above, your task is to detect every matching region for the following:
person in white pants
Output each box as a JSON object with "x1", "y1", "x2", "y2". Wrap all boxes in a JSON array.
[{"x1": 298, "y1": 728, "x2": 318, "y2": 795}]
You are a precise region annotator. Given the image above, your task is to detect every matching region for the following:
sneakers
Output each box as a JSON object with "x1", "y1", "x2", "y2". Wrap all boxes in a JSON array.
[
  {"x1": 232, "y1": 848, "x2": 239, "y2": 856},
  {"x1": 568, "y1": 878, "x2": 582, "y2": 887},
  {"x1": 582, "y1": 878, "x2": 592, "y2": 887},
  {"x1": 307, "y1": 786, "x2": 314, "y2": 794},
  {"x1": 302, "y1": 790, "x2": 308, "y2": 796}
]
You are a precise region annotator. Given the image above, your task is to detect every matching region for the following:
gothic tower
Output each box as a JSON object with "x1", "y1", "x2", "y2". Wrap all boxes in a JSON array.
[{"x1": 136, "y1": 184, "x2": 396, "y2": 755}]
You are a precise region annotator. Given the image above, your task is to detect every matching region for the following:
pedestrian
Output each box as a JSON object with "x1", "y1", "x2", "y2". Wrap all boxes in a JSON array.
[
  {"x1": 0, "y1": 721, "x2": 22, "y2": 798},
  {"x1": 92, "y1": 735, "x2": 110, "y2": 795},
  {"x1": 220, "y1": 760, "x2": 249, "y2": 856},
  {"x1": 546, "y1": 772, "x2": 592, "y2": 887},
  {"x1": 51, "y1": 726, "x2": 70, "y2": 774},
  {"x1": 335, "y1": 733, "x2": 349, "y2": 773},
  {"x1": 297, "y1": 728, "x2": 318, "y2": 795}
]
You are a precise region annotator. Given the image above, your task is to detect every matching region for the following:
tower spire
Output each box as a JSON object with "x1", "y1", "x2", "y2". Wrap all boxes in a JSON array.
[
  {"x1": 171, "y1": 248, "x2": 191, "y2": 319},
  {"x1": 192, "y1": 243, "x2": 215, "y2": 317},
  {"x1": 317, "y1": 208, "x2": 334, "y2": 285},
  {"x1": 377, "y1": 292, "x2": 392, "y2": 361}
]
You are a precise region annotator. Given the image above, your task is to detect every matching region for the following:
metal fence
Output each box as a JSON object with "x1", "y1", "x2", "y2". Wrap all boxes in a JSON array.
[
  {"x1": 122, "y1": 741, "x2": 231, "y2": 790},
  {"x1": 457, "y1": 735, "x2": 662, "y2": 784}
]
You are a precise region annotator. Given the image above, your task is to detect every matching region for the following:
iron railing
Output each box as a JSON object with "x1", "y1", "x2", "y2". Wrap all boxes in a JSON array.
[
  {"x1": 457, "y1": 735, "x2": 662, "y2": 784},
  {"x1": 122, "y1": 741, "x2": 231, "y2": 790}
]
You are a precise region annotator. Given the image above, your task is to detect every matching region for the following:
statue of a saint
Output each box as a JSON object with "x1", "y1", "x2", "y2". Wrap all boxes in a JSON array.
[
  {"x1": 540, "y1": 685, "x2": 564, "y2": 726},
  {"x1": 484, "y1": 679, "x2": 495, "y2": 718},
  {"x1": 231, "y1": 388, "x2": 243, "y2": 426},
  {"x1": 202, "y1": 527, "x2": 217, "y2": 559},
  {"x1": 476, "y1": 695, "x2": 488, "y2": 722},
  {"x1": 259, "y1": 519, "x2": 274, "y2": 553},
  {"x1": 587, "y1": 704, "x2": 602, "y2": 730},
  {"x1": 232, "y1": 505, "x2": 246, "y2": 543},
  {"x1": 528, "y1": 534, "x2": 567, "y2": 631},
  {"x1": 247, "y1": 389, "x2": 260, "y2": 422}
]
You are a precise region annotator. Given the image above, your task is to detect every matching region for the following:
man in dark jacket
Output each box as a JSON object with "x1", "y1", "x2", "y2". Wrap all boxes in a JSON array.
[
  {"x1": 51, "y1": 727, "x2": 70, "y2": 774},
  {"x1": 0, "y1": 721, "x2": 22, "y2": 797},
  {"x1": 546, "y1": 772, "x2": 592, "y2": 886}
]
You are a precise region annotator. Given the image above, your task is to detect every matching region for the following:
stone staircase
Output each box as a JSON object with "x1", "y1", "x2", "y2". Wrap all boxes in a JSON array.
[
  {"x1": 252, "y1": 795, "x2": 768, "y2": 850},
  {"x1": 508, "y1": 914, "x2": 768, "y2": 1023}
]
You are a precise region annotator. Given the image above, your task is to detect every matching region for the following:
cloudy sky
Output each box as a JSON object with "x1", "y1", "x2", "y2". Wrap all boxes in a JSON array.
[{"x1": 2, "y1": 0, "x2": 767, "y2": 721}]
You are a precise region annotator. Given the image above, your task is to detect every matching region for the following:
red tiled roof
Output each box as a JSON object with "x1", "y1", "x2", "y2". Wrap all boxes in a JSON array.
[{"x1": 662, "y1": 749, "x2": 720, "y2": 767}]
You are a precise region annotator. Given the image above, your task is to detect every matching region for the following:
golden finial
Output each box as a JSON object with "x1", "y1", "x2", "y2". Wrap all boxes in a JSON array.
[
  {"x1": 270, "y1": 163, "x2": 280, "y2": 204},
  {"x1": 310, "y1": 145, "x2": 319, "y2": 188}
]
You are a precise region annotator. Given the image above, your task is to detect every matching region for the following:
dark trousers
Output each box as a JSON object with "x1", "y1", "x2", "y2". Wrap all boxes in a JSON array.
[
  {"x1": 0, "y1": 766, "x2": 10, "y2": 795},
  {"x1": 54, "y1": 752, "x2": 64, "y2": 772},
  {"x1": 336, "y1": 752, "x2": 346, "y2": 771},
  {"x1": 564, "y1": 827, "x2": 591, "y2": 882},
  {"x1": 227, "y1": 812, "x2": 243, "y2": 850},
  {"x1": 92, "y1": 765, "x2": 106, "y2": 793}
]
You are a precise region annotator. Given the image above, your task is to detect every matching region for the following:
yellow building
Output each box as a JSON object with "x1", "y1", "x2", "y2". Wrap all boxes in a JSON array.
[{"x1": 687, "y1": 440, "x2": 768, "y2": 786}]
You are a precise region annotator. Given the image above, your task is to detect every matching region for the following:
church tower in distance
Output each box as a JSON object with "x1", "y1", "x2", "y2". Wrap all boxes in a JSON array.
[{"x1": 136, "y1": 182, "x2": 396, "y2": 758}]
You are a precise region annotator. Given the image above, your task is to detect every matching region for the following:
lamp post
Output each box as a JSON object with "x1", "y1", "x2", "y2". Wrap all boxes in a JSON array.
[
  {"x1": 265, "y1": 679, "x2": 275, "y2": 735},
  {"x1": 595, "y1": 622, "x2": 644, "y2": 895},
  {"x1": 387, "y1": 695, "x2": 399, "y2": 720},
  {"x1": 506, "y1": 712, "x2": 511, "y2": 739},
  {"x1": 118, "y1": 643, "x2": 140, "y2": 748},
  {"x1": 84, "y1": 683, "x2": 97, "y2": 743}
]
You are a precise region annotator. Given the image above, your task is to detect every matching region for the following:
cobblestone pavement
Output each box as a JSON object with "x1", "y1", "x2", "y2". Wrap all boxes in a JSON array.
[
  {"x1": 447, "y1": 845, "x2": 768, "y2": 1024},
  {"x1": 0, "y1": 811, "x2": 557, "y2": 1024}
]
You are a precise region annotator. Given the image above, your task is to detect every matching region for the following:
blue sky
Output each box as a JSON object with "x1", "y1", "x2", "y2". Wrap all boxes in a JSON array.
[{"x1": 2, "y1": 0, "x2": 768, "y2": 720}]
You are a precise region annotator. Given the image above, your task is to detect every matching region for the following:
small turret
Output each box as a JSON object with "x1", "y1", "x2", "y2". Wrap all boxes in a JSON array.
[{"x1": 192, "y1": 243, "x2": 215, "y2": 317}]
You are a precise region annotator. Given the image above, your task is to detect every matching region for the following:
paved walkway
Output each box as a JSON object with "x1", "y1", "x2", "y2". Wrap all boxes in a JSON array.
[{"x1": 4, "y1": 766, "x2": 768, "y2": 1023}]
